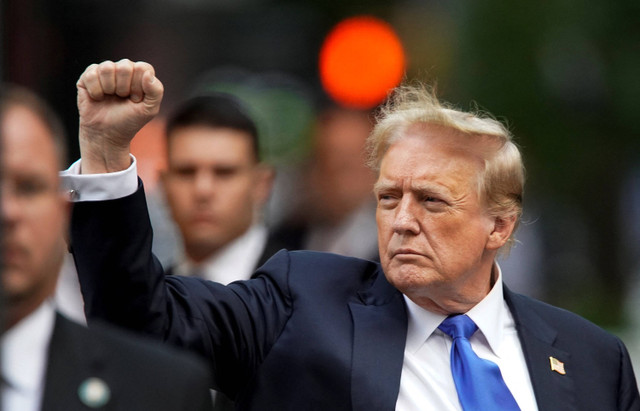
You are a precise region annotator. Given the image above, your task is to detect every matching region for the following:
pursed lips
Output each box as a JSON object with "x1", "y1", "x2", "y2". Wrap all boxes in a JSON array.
[
  {"x1": 189, "y1": 211, "x2": 217, "y2": 223},
  {"x1": 391, "y1": 248, "x2": 425, "y2": 258}
]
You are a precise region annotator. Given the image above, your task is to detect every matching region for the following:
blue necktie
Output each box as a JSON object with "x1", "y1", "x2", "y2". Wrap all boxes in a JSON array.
[{"x1": 438, "y1": 315, "x2": 520, "y2": 411}]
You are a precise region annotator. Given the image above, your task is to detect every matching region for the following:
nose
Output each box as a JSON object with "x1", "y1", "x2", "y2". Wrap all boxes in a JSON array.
[
  {"x1": 392, "y1": 196, "x2": 420, "y2": 235},
  {"x1": 192, "y1": 169, "x2": 216, "y2": 198},
  {"x1": 1, "y1": 182, "x2": 20, "y2": 224}
]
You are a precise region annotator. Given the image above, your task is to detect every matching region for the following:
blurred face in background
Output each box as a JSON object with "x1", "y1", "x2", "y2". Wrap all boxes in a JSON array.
[
  {"x1": 1, "y1": 104, "x2": 68, "y2": 327},
  {"x1": 162, "y1": 126, "x2": 272, "y2": 263},
  {"x1": 307, "y1": 108, "x2": 376, "y2": 224}
]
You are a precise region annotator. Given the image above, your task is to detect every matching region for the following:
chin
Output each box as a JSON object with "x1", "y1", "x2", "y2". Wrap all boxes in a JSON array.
[
  {"x1": 2, "y1": 275, "x2": 33, "y2": 302},
  {"x1": 189, "y1": 237, "x2": 223, "y2": 251},
  {"x1": 187, "y1": 229, "x2": 222, "y2": 243},
  {"x1": 385, "y1": 264, "x2": 439, "y2": 292}
]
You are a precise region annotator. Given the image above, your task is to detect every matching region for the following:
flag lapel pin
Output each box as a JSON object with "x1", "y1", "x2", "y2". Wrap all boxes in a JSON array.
[{"x1": 549, "y1": 356, "x2": 566, "y2": 375}]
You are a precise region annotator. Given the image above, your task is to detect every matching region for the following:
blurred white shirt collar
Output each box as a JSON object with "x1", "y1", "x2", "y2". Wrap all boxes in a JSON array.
[{"x1": 1, "y1": 299, "x2": 56, "y2": 411}]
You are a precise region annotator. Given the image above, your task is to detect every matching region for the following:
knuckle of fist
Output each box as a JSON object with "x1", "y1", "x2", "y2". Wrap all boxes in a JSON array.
[
  {"x1": 115, "y1": 65, "x2": 132, "y2": 78},
  {"x1": 84, "y1": 69, "x2": 97, "y2": 82},
  {"x1": 98, "y1": 61, "x2": 115, "y2": 76}
]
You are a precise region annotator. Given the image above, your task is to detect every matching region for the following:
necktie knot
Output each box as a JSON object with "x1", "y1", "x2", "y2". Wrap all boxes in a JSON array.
[{"x1": 438, "y1": 315, "x2": 478, "y2": 340}]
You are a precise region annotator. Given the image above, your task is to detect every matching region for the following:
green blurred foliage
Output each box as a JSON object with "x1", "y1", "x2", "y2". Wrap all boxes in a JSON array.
[{"x1": 441, "y1": 0, "x2": 640, "y2": 327}]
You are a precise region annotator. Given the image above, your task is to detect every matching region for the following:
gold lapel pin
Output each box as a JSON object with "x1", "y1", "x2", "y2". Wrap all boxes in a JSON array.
[
  {"x1": 549, "y1": 356, "x2": 566, "y2": 375},
  {"x1": 78, "y1": 377, "x2": 111, "y2": 408}
]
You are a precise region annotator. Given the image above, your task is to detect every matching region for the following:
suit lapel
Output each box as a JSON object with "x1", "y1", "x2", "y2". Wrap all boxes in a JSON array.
[
  {"x1": 349, "y1": 270, "x2": 407, "y2": 411},
  {"x1": 41, "y1": 314, "x2": 107, "y2": 411},
  {"x1": 505, "y1": 289, "x2": 577, "y2": 411}
]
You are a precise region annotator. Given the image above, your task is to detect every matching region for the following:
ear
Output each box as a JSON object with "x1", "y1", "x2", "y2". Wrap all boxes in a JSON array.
[
  {"x1": 252, "y1": 164, "x2": 276, "y2": 207},
  {"x1": 486, "y1": 214, "x2": 517, "y2": 250}
]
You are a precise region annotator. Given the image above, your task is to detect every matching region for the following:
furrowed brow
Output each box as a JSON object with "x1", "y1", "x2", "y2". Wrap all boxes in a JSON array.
[{"x1": 373, "y1": 180, "x2": 398, "y2": 194}]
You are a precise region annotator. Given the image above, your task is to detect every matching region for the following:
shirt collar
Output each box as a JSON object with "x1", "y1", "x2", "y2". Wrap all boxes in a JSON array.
[
  {"x1": 404, "y1": 295, "x2": 446, "y2": 353},
  {"x1": 465, "y1": 263, "x2": 507, "y2": 356},
  {"x1": 175, "y1": 224, "x2": 268, "y2": 284},
  {"x1": 1, "y1": 300, "x2": 56, "y2": 395},
  {"x1": 404, "y1": 262, "x2": 508, "y2": 356}
]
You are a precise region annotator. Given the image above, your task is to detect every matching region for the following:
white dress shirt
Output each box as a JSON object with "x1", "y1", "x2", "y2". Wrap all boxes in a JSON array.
[
  {"x1": 396, "y1": 266, "x2": 538, "y2": 410},
  {"x1": 173, "y1": 223, "x2": 268, "y2": 284},
  {"x1": 60, "y1": 157, "x2": 138, "y2": 201},
  {"x1": 62, "y1": 157, "x2": 539, "y2": 410},
  {"x1": 1, "y1": 300, "x2": 56, "y2": 411},
  {"x1": 54, "y1": 251, "x2": 87, "y2": 324}
]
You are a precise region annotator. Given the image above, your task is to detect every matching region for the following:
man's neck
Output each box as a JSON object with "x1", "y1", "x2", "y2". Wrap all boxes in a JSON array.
[
  {"x1": 184, "y1": 224, "x2": 262, "y2": 265},
  {"x1": 185, "y1": 246, "x2": 222, "y2": 265},
  {"x1": 2, "y1": 294, "x2": 49, "y2": 333},
  {"x1": 405, "y1": 260, "x2": 499, "y2": 316}
]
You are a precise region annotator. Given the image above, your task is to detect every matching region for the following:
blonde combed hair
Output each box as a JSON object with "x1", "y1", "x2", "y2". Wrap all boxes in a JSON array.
[{"x1": 366, "y1": 83, "x2": 525, "y2": 252}]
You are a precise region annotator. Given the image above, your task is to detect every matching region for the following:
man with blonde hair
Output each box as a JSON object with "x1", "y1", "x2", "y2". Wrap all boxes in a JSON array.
[
  {"x1": 65, "y1": 60, "x2": 638, "y2": 410},
  {"x1": 366, "y1": 83, "x2": 525, "y2": 253}
]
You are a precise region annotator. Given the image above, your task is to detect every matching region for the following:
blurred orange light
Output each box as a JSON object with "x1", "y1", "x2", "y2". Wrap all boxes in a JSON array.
[{"x1": 319, "y1": 16, "x2": 406, "y2": 109}]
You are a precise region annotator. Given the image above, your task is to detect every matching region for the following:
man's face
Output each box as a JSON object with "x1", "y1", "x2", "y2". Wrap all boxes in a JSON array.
[
  {"x1": 1, "y1": 105, "x2": 67, "y2": 316},
  {"x1": 308, "y1": 109, "x2": 376, "y2": 224},
  {"x1": 162, "y1": 126, "x2": 271, "y2": 262},
  {"x1": 375, "y1": 125, "x2": 507, "y2": 314}
]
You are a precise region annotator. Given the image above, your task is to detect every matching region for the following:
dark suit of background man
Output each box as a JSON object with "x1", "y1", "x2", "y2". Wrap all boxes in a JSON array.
[
  {"x1": 0, "y1": 84, "x2": 213, "y2": 411},
  {"x1": 66, "y1": 59, "x2": 640, "y2": 410}
]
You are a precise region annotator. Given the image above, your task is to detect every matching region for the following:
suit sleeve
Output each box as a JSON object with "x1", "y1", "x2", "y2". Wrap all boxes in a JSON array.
[
  {"x1": 616, "y1": 337, "x2": 640, "y2": 410},
  {"x1": 70, "y1": 181, "x2": 293, "y2": 396}
]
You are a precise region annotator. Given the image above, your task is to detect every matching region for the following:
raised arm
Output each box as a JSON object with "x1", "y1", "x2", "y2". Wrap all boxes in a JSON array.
[
  {"x1": 68, "y1": 61, "x2": 294, "y2": 398},
  {"x1": 76, "y1": 59, "x2": 163, "y2": 174}
]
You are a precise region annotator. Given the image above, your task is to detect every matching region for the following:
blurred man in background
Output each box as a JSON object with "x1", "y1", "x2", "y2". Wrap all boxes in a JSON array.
[
  {"x1": 273, "y1": 105, "x2": 379, "y2": 260},
  {"x1": 160, "y1": 94, "x2": 277, "y2": 285},
  {"x1": 0, "y1": 84, "x2": 212, "y2": 411},
  {"x1": 157, "y1": 93, "x2": 287, "y2": 410}
]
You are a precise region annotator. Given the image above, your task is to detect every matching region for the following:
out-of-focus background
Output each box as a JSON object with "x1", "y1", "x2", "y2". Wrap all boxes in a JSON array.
[{"x1": 2, "y1": 0, "x2": 639, "y2": 367}]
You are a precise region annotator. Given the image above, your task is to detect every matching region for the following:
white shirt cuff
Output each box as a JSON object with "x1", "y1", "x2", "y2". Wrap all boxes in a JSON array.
[{"x1": 59, "y1": 155, "x2": 139, "y2": 202}]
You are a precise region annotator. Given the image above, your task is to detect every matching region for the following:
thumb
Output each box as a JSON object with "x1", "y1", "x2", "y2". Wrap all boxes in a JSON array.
[{"x1": 141, "y1": 70, "x2": 164, "y2": 113}]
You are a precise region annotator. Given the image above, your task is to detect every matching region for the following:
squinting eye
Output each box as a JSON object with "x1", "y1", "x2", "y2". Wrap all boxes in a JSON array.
[
  {"x1": 423, "y1": 196, "x2": 449, "y2": 211},
  {"x1": 171, "y1": 168, "x2": 196, "y2": 179},
  {"x1": 377, "y1": 194, "x2": 400, "y2": 210},
  {"x1": 214, "y1": 167, "x2": 239, "y2": 178},
  {"x1": 14, "y1": 180, "x2": 48, "y2": 197}
]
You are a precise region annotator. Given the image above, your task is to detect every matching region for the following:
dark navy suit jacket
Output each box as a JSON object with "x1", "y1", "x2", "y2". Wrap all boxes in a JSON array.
[
  {"x1": 71, "y1": 182, "x2": 640, "y2": 411},
  {"x1": 41, "y1": 313, "x2": 212, "y2": 411}
]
